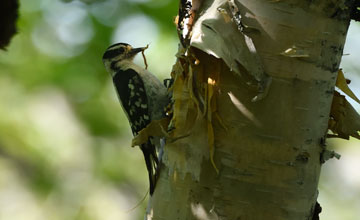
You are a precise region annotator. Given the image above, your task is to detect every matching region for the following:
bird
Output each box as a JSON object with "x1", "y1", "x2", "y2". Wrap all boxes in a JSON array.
[{"x1": 102, "y1": 42, "x2": 169, "y2": 195}]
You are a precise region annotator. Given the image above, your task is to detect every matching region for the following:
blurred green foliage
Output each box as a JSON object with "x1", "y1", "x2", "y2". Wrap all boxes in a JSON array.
[{"x1": 0, "y1": 0, "x2": 177, "y2": 219}]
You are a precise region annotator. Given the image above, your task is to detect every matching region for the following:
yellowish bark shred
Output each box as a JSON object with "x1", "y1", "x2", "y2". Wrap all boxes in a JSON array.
[
  {"x1": 168, "y1": 48, "x2": 224, "y2": 172},
  {"x1": 336, "y1": 69, "x2": 360, "y2": 104},
  {"x1": 328, "y1": 69, "x2": 360, "y2": 139}
]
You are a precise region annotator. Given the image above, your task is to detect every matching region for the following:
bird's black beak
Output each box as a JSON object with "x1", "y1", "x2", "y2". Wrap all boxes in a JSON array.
[{"x1": 128, "y1": 47, "x2": 147, "y2": 56}]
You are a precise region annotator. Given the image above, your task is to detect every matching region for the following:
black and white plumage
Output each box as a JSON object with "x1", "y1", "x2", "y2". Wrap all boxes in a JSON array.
[{"x1": 102, "y1": 43, "x2": 168, "y2": 195}]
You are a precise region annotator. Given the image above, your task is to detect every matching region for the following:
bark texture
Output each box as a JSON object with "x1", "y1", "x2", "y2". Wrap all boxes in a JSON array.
[{"x1": 147, "y1": 0, "x2": 353, "y2": 219}]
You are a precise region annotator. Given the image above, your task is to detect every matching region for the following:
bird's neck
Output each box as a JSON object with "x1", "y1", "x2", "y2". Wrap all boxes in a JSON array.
[{"x1": 108, "y1": 59, "x2": 134, "y2": 76}]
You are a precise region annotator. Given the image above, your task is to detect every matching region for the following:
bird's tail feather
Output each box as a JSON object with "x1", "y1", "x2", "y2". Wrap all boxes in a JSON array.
[{"x1": 141, "y1": 141, "x2": 158, "y2": 195}]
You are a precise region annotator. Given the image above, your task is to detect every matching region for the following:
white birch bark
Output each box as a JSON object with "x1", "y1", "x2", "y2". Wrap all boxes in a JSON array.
[{"x1": 146, "y1": 0, "x2": 354, "y2": 219}]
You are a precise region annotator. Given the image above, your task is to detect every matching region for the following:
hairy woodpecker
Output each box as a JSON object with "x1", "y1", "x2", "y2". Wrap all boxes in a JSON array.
[{"x1": 102, "y1": 43, "x2": 168, "y2": 195}]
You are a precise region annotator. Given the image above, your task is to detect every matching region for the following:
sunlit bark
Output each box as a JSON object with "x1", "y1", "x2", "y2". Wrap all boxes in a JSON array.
[{"x1": 147, "y1": 0, "x2": 353, "y2": 219}]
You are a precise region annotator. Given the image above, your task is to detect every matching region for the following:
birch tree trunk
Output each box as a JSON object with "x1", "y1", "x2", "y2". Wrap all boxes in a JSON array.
[{"x1": 146, "y1": 0, "x2": 359, "y2": 219}]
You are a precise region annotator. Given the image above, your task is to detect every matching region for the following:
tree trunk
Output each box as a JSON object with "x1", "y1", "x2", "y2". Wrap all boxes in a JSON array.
[{"x1": 147, "y1": 0, "x2": 357, "y2": 219}]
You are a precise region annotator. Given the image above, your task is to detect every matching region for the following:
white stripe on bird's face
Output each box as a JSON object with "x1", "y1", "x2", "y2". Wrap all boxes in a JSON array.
[{"x1": 102, "y1": 43, "x2": 133, "y2": 73}]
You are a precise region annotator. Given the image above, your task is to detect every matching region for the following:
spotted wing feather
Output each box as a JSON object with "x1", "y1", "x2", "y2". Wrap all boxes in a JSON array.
[
  {"x1": 112, "y1": 68, "x2": 158, "y2": 195},
  {"x1": 112, "y1": 68, "x2": 150, "y2": 135}
]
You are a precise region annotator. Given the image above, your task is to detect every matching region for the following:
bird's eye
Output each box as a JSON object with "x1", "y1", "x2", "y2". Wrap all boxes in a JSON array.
[{"x1": 116, "y1": 47, "x2": 125, "y2": 54}]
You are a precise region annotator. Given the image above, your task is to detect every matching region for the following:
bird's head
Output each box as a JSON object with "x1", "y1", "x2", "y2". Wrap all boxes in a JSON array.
[{"x1": 102, "y1": 43, "x2": 147, "y2": 73}]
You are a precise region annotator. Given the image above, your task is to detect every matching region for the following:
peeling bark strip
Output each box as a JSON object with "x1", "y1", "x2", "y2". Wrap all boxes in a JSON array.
[
  {"x1": 146, "y1": 0, "x2": 359, "y2": 219},
  {"x1": 177, "y1": 0, "x2": 204, "y2": 47},
  {"x1": 177, "y1": 0, "x2": 193, "y2": 46}
]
